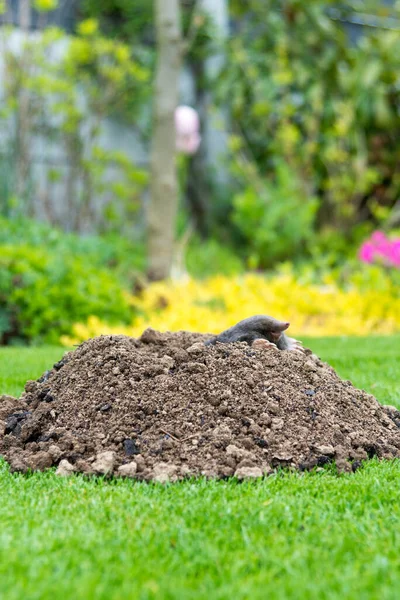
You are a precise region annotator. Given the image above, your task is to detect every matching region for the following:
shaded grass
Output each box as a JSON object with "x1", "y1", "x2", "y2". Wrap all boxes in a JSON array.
[
  {"x1": 0, "y1": 336, "x2": 400, "y2": 599},
  {"x1": 0, "y1": 346, "x2": 65, "y2": 398}
]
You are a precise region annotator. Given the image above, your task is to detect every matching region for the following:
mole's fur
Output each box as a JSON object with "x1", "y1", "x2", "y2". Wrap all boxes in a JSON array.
[{"x1": 205, "y1": 315, "x2": 293, "y2": 350}]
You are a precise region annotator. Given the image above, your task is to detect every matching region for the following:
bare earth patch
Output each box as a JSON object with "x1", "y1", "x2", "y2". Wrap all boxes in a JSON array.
[{"x1": 1, "y1": 330, "x2": 400, "y2": 480}]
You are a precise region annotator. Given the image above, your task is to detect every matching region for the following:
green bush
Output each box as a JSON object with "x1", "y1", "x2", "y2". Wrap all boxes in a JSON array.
[
  {"x1": 186, "y1": 237, "x2": 245, "y2": 277},
  {"x1": 218, "y1": 0, "x2": 400, "y2": 259},
  {"x1": 0, "y1": 218, "x2": 144, "y2": 344},
  {"x1": 0, "y1": 217, "x2": 145, "y2": 274},
  {"x1": 231, "y1": 160, "x2": 319, "y2": 268}
]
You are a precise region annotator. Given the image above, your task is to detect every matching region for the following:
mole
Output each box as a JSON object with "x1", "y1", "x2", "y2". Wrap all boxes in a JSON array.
[{"x1": 205, "y1": 315, "x2": 304, "y2": 352}]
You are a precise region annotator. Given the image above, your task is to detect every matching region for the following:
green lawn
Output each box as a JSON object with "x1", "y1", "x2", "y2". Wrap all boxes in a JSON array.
[{"x1": 1, "y1": 337, "x2": 400, "y2": 600}]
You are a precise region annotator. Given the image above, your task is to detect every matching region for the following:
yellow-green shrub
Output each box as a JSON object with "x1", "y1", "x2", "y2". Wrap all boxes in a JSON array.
[{"x1": 62, "y1": 267, "x2": 400, "y2": 345}]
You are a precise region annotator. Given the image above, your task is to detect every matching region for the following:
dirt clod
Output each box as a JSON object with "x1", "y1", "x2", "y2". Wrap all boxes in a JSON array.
[
  {"x1": 1, "y1": 331, "x2": 400, "y2": 480},
  {"x1": 92, "y1": 451, "x2": 116, "y2": 475},
  {"x1": 118, "y1": 461, "x2": 137, "y2": 478},
  {"x1": 56, "y1": 459, "x2": 76, "y2": 477},
  {"x1": 234, "y1": 466, "x2": 263, "y2": 479}
]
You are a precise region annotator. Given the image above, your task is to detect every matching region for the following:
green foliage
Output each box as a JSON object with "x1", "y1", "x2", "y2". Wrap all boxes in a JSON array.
[
  {"x1": 80, "y1": 0, "x2": 210, "y2": 54},
  {"x1": 231, "y1": 160, "x2": 318, "y2": 267},
  {"x1": 0, "y1": 217, "x2": 145, "y2": 275},
  {"x1": 33, "y1": 0, "x2": 58, "y2": 11},
  {"x1": 0, "y1": 218, "x2": 144, "y2": 344},
  {"x1": 218, "y1": 0, "x2": 400, "y2": 262},
  {"x1": 186, "y1": 237, "x2": 245, "y2": 277},
  {"x1": 81, "y1": 0, "x2": 153, "y2": 43}
]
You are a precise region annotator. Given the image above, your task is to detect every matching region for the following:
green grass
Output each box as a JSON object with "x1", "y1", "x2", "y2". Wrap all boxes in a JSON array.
[{"x1": 1, "y1": 337, "x2": 400, "y2": 600}]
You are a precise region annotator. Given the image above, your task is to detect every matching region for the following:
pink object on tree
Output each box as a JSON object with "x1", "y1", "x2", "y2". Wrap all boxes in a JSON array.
[{"x1": 175, "y1": 105, "x2": 201, "y2": 155}]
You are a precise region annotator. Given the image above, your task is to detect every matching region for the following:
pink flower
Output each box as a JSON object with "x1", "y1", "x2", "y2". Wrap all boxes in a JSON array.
[
  {"x1": 389, "y1": 240, "x2": 400, "y2": 267},
  {"x1": 370, "y1": 231, "x2": 387, "y2": 245},
  {"x1": 359, "y1": 230, "x2": 400, "y2": 269},
  {"x1": 359, "y1": 241, "x2": 375, "y2": 264},
  {"x1": 175, "y1": 105, "x2": 201, "y2": 155}
]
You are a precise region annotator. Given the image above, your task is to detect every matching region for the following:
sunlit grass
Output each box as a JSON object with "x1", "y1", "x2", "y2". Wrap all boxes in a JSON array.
[{"x1": 0, "y1": 337, "x2": 400, "y2": 599}]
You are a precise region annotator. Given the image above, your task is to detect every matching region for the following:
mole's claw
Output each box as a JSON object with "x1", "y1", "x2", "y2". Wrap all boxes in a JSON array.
[
  {"x1": 252, "y1": 338, "x2": 275, "y2": 350},
  {"x1": 286, "y1": 337, "x2": 306, "y2": 353}
]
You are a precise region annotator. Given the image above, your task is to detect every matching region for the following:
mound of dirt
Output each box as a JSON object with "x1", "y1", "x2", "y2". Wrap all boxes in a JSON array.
[{"x1": 1, "y1": 330, "x2": 400, "y2": 481}]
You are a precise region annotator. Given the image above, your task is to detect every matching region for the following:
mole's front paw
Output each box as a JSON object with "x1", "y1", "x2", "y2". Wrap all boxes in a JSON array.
[
  {"x1": 286, "y1": 337, "x2": 305, "y2": 353},
  {"x1": 252, "y1": 338, "x2": 276, "y2": 351}
]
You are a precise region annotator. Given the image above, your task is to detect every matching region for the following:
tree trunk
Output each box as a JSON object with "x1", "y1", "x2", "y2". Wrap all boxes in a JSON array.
[{"x1": 147, "y1": 0, "x2": 182, "y2": 281}]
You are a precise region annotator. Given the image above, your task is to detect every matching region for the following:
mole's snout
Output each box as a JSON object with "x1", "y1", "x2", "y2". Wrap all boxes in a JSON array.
[{"x1": 275, "y1": 321, "x2": 290, "y2": 331}]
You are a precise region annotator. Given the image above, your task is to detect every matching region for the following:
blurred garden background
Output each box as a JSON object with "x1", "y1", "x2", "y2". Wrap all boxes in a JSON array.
[{"x1": 1, "y1": 0, "x2": 400, "y2": 346}]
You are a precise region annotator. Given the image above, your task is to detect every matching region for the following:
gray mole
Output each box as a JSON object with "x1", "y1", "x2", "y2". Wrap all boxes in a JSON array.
[{"x1": 205, "y1": 315, "x2": 294, "y2": 350}]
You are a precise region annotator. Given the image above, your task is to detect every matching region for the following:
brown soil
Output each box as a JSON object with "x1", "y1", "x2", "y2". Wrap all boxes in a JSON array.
[{"x1": 1, "y1": 330, "x2": 400, "y2": 481}]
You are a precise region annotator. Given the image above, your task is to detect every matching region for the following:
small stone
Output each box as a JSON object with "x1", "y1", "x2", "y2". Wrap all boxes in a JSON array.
[
  {"x1": 234, "y1": 466, "x2": 263, "y2": 479},
  {"x1": 56, "y1": 459, "x2": 76, "y2": 477},
  {"x1": 153, "y1": 462, "x2": 178, "y2": 483},
  {"x1": 92, "y1": 451, "x2": 116, "y2": 474},
  {"x1": 304, "y1": 360, "x2": 317, "y2": 372},
  {"x1": 271, "y1": 452, "x2": 293, "y2": 467},
  {"x1": 314, "y1": 444, "x2": 335, "y2": 456},
  {"x1": 187, "y1": 342, "x2": 206, "y2": 355},
  {"x1": 271, "y1": 418, "x2": 284, "y2": 430},
  {"x1": 160, "y1": 355, "x2": 175, "y2": 370},
  {"x1": 118, "y1": 461, "x2": 138, "y2": 478}
]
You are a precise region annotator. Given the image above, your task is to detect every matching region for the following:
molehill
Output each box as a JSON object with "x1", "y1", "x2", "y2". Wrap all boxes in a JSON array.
[{"x1": 1, "y1": 330, "x2": 400, "y2": 481}]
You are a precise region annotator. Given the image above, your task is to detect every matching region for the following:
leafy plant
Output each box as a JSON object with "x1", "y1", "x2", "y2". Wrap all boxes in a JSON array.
[
  {"x1": 231, "y1": 160, "x2": 318, "y2": 267},
  {"x1": 0, "y1": 217, "x2": 144, "y2": 344},
  {"x1": 218, "y1": 0, "x2": 400, "y2": 259}
]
